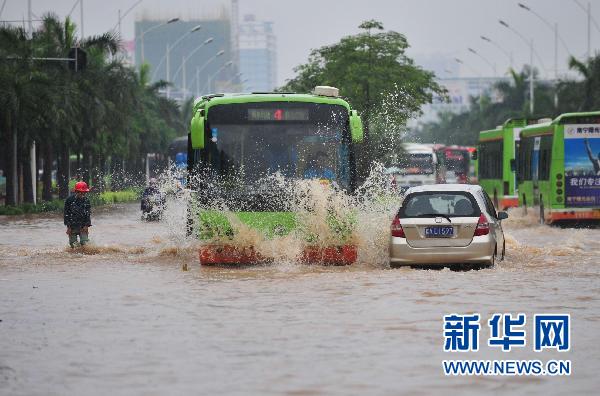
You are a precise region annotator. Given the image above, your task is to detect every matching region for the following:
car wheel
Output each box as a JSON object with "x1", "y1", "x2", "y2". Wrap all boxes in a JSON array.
[{"x1": 487, "y1": 247, "x2": 496, "y2": 267}]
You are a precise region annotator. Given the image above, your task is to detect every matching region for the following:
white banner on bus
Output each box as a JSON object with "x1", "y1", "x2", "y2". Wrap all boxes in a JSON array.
[{"x1": 564, "y1": 124, "x2": 600, "y2": 139}]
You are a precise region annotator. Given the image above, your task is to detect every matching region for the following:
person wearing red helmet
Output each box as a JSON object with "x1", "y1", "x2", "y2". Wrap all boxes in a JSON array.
[{"x1": 64, "y1": 181, "x2": 92, "y2": 247}]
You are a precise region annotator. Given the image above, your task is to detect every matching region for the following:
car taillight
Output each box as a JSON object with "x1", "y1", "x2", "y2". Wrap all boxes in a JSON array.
[
  {"x1": 474, "y1": 214, "x2": 489, "y2": 236},
  {"x1": 391, "y1": 215, "x2": 405, "y2": 237}
]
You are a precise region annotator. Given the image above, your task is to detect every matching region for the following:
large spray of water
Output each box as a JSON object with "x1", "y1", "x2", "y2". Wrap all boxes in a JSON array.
[{"x1": 150, "y1": 162, "x2": 403, "y2": 267}]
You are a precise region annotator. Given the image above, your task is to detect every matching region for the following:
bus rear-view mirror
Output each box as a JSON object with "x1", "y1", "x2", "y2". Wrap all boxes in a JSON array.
[
  {"x1": 190, "y1": 110, "x2": 205, "y2": 149},
  {"x1": 350, "y1": 110, "x2": 364, "y2": 143}
]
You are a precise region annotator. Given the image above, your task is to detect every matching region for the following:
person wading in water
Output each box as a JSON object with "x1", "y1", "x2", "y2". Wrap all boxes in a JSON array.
[{"x1": 64, "y1": 181, "x2": 92, "y2": 247}]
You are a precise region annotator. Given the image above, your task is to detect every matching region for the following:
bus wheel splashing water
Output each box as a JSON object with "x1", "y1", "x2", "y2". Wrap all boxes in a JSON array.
[{"x1": 185, "y1": 164, "x2": 401, "y2": 267}]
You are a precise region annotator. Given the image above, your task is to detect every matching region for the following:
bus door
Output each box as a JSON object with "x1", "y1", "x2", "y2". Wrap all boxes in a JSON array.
[
  {"x1": 532, "y1": 136, "x2": 541, "y2": 205},
  {"x1": 513, "y1": 128, "x2": 522, "y2": 195}
]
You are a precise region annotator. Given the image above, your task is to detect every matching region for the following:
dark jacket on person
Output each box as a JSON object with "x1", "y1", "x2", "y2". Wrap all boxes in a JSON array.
[{"x1": 64, "y1": 194, "x2": 92, "y2": 228}]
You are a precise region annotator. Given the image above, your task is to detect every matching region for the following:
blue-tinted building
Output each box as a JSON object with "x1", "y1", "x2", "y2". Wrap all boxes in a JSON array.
[{"x1": 238, "y1": 15, "x2": 276, "y2": 92}]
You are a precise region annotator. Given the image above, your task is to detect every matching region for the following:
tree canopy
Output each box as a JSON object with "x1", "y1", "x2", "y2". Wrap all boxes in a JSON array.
[{"x1": 280, "y1": 20, "x2": 445, "y2": 170}]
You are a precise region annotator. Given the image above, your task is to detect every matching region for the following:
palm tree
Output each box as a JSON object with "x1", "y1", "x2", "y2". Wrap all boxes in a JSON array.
[
  {"x1": 0, "y1": 25, "x2": 43, "y2": 205},
  {"x1": 568, "y1": 56, "x2": 593, "y2": 111}
]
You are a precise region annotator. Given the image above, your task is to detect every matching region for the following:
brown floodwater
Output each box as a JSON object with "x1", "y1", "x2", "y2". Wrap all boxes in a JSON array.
[{"x1": 1, "y1": 202, "x2": 599, "y2": 395}]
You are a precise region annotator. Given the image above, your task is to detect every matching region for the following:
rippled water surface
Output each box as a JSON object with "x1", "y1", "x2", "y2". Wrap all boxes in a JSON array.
[{"x1": 1, "y1": 203, "x2": 599, "y2": 395}]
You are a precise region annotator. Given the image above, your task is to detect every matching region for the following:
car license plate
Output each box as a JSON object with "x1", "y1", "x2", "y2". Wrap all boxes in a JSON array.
[{"x1": 425, "y1": 226, "x2": 454, "y2": 238}]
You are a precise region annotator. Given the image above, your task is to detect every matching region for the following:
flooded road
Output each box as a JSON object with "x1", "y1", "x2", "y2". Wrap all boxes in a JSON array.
[{"x1": 1, "y1": 203, "x2": 599, "y2": 395}]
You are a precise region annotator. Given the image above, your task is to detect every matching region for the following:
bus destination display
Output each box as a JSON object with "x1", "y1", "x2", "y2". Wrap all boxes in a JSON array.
[{"x1": 248, "y1": 108, "x2": 309, "y2": 121}]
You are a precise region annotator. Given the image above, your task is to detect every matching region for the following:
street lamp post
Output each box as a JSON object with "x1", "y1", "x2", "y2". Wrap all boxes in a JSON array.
[
  {"x1": 480, "y1": 35, "x2": 513, "y2": 68},
  {"x1": 170, "y1": 37, "x2": 214, "y2": 91},
  {"x1": 139, "y1": 17, "x2": 179, "y2": 64},
  {"x1": 454, "y1": 57, "x2": 481, "y2": 77},
  {"x1": 468, "y1": 47, "x2": 496, "y2": 76},
  {"x1": 222, "y1": 72, "x2": 244, "y2": 91},
  {"x1": 518, "y1": 3, "x2": 572, "y2": 106},
  {"x1": 204, "y1": 61, "x2": 233, "y2": 94},
  {"x1": 114, "y1": 0, "x2": 143, "y2": 38},
  {"x1": 456, "y1": 58, "x2": 483, "y2": 110},
  {"x1": 149, "y1": 25, "x2": 202, "y2": 99},
  {"x1": 573, "y1": 0, "x2": 600, "y2": 59},
  {"x1": 186, "y1": 50, "x2": 226, "y2": 97},
  {"x1": 499, "y1": 20, "x2": 537, "y2": 113}
]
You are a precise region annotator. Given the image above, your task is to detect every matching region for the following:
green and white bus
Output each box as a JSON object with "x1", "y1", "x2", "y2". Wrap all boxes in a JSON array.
[
  {"x1": 477, "y1": 118, "x2": 529, "y2": 209},
  {"x1": 187, "y1": 86, "x2": 364, "y2": 264},
  {"x1": 517, "y1": 111, "x2": 600, "y2": 223}
]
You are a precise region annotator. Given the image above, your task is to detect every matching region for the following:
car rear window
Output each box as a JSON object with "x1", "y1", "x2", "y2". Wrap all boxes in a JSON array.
[{"x1": 399, "y1": 192, "x2": 481, "y2": 217}]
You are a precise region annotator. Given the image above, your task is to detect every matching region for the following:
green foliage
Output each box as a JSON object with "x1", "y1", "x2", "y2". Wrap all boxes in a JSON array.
[
  {"x1": 1, "y1": 14, "x2": 184, "y2": 205},
  {"x1": 90, "y1": 189, "x2": 140, "y2": 205},
  {"x1": 0, "y1": 189, "x2": 140, "y2": 215},
  {"x1": 279, "y1": 20, "x2": 445, "y2": 164}
]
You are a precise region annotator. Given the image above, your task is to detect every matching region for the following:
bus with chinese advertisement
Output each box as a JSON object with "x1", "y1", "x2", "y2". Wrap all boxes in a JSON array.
[
  {"x1": 478, "y1": 118, "x2": 529, "y2": 209},
  {"x1": 517, "y1": 111, "x2": 600, "y2": 224},
  {"x1": 187, "y1": 86, "x2": 364, "y2": 264}
]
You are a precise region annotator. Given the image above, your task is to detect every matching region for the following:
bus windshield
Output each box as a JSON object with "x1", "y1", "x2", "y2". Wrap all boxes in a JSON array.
[
  {"x1": 204, "y1": 102, "x2": 351, "y2": 189},
  {"x1": 392, "y1": 154, "x2": 434, "y2": 175}
]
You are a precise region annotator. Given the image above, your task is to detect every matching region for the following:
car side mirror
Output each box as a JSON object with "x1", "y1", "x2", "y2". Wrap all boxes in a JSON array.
[
  {"x1": 497, "y1": 211, "x2": 508, "y2": 220},
  {"x1": 190, "y1": 109, "x2": 205, "y2": 149},
  {"x1": 349, "y1": 110, "x2": 364, "y2": 143}
]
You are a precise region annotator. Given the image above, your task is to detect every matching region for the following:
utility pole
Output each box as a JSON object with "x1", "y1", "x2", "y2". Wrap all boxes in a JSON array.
[
  {"x1": 587, "y1": 2, "x2": 591, "y2": 59},
  {"x1": 196, "y1": 67, "x2": 200, "y2": 97},
  {"x1": 80, "y1": 0, "x2": 84, "y2": 38},
  {"x1": 554, "y1": 23, "x2": 558, "y2": 107},
  {"x1": 118, "y1": 9, "x2": 121, "y2": 38},
  {"x1": 30, "y1": 142, "x2": 36, "y2": 203},
  {"x1": 27, "y1": 0, "x2": 32, "y2": 35},
  {"x1": 182, "y1": 55, "x2": 186, "y2": 97},
  {"x1": 530, "y1": 38, "x2": 534, "y2": 114},
  {"x1": 166, "y1": 42, "x2": 170, "y2": 98}
]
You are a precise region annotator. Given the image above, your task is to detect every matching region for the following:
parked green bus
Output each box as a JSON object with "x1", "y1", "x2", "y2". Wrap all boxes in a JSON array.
[
  {"x1": 517, "y1": 111, "x2": 600, "y2": 223},
  {"x1": 187, "y1": 86, "x2": 364, "y2": 264},
  {"x1": 478, "y1": 118, "x2": 528, "y2": 209}
]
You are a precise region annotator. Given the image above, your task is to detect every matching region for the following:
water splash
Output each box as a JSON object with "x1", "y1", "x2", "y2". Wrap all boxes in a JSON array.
[{"x1": 174, "y1": 163, "x2": 402, "y2": 267}]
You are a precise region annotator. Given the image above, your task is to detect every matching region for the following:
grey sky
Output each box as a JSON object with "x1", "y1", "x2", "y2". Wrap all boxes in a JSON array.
[{"x1": 3, "y1": 0, "x2": 598, "y2": 85}]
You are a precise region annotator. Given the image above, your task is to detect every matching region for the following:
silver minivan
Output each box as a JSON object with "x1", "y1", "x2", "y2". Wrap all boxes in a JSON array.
[{"x1": 389, "y1": 184, "x2": 507, "y2": 268}]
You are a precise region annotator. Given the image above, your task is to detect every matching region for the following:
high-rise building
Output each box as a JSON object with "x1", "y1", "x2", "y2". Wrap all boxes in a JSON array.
[
  {"x1": 238, "y1": 14, "x2": 277, "y2": 92},
  {"x1": 135, "y1": 17, "x2": 238, "y2": 100}
]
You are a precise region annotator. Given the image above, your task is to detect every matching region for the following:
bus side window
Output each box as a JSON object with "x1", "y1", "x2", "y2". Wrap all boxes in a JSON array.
[
  {"x1": 539, "y1": 135, "x2": 553, "y2": 180},
  {"x1": 479, "y1": 140, "x2": 503, "y2": 179},
  {"x1": 519, "y1": 137, "x2": 533, "y2": 181}
]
